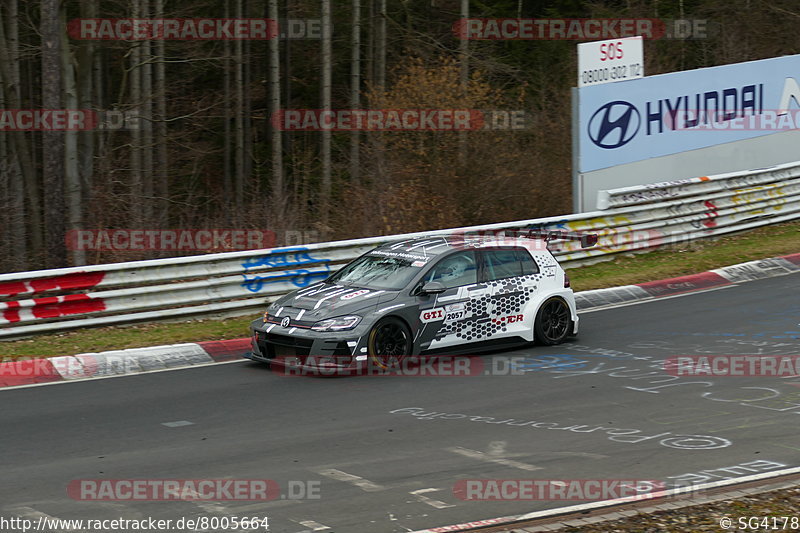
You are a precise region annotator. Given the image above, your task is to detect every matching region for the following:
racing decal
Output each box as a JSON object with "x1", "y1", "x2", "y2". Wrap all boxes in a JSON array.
[
  {"x1": 491, "y1": 314, "x2": 524, "y2": 325},
  {"x1": 340, "y1": 289, "x2": 370, "y2": 300},
  {"x1": 295, "y1": 283, "x2": 339, "y2": 298},
  {"x1": 420, "y1": 302, "x2": 472, "y2": 324},
  {"x1": 442, "y1": 302, "x2": 470, "y2": 324},
  {"x1": 369, "y1": 250, "x2": 428, "y2": 261},
  {"x1": 543, "y1": 264, "x2": 557, "y2": 277},
  {"x1": 429, "y1": 274, "x2": 541, "y2": 344},
  {"x1": 313, "y1": 287, "x2": 352, "y2": 309},
  {"x1": 420, "y1": 308, "x2": 445, "y2": 323}
]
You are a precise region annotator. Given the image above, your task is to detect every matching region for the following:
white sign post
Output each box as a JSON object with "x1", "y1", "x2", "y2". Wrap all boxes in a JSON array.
[{"x1": 577, "y1": 36, "x2": 644, "y2": 87}]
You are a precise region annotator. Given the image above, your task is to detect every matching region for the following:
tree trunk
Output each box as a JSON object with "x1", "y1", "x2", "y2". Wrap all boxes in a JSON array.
[
  {"x1": 77, "y1": 0, "x2": 96, "y2": 224},
  {"x1": 376, "y1": 0, "x2": 386, "y2": 90},
  {"x1": 223, "y1": 0, "x2": 232, "y2": 216},
  {"x1": 154, "y1": 0, "x2": 168, "y2": 227},
  {"x1": 129, "y1": 0, "x2": 143, "y2": 227},
  {"x1": 282, "y1": 0, "x2": 292, "y2": 171},
  {"x1": 458, "y1": 0, "x2": 468, "y2": 166},
  {"x1": 141, "y1": 0, "x2": 154, "y2": 224},
  {"x1": 60, "y1": 4, "x2": 85, "y2": 265},
  {"x1": 0, "y1": 0, "x2": 28, "y2": 269},
  {"x1": 320, "y1": 0, "x2": 332, "y2": 232},
  {"x1": 349, "y1": 0, "x2": 361, "y2": 184},
  {"x1": 268, "y1": 0, "x2": 284, "y2": 221},
  {"x1": 41, "y1": 0, "x2": 66, "y2": 267},
  {"x1": 234, "y1": 0, "x2": 245, "y2": 216}
]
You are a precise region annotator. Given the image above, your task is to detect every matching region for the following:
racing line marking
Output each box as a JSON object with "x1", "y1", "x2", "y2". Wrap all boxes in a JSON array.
[
  {"x1": 294, "y1": 519, "x2": 331, "y2": 530},
  {"x1": 315, "y1": 469, "x2": 385, "y2": 492},
  {"x1": 445, "y1": 446, "x2": 543, "y2": 471},
  {"x1": 409, "y1": 488, "x2": 455, "y2": 509}
]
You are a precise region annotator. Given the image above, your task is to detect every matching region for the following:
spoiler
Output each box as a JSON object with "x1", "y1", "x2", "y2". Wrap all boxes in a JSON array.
[{"x1": 507, "y1": 229, "x2": 598, "y2": 248}]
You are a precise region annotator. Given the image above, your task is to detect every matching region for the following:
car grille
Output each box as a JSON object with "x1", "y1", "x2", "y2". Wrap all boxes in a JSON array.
[
  {"x1": 265, "y1": 313, "x2": 315, "y2": 329},
  {"x1": 257, "y1": 332, "x2": 313, "y2": 359}
]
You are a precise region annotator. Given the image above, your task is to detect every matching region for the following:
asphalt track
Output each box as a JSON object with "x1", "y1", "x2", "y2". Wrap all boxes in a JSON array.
[{"x1": 2, "y1": 272, "x2": 800, "y2": 533}]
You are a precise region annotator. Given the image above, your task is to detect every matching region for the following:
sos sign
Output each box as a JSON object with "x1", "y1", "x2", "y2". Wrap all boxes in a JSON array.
[
  {"x1": 600, "y1": 41, "x2": 624, "y2": 61},
  {"x1": 577, "y1": 36, "x2": 644, "y2": 87}
]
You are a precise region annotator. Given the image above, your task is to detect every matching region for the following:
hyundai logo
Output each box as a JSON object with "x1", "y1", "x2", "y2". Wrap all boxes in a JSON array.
[
  {"x1": 588, "y1": 101, "x2": 640, "y2": 149},
  {"x1": 281, "y1": 316, "x2": 291, "y2": 328}
]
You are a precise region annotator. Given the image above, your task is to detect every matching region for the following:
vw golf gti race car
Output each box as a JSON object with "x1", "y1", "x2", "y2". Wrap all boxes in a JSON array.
[{"x1": 244, "y1": 230, "x2": 597, "y2": 372}]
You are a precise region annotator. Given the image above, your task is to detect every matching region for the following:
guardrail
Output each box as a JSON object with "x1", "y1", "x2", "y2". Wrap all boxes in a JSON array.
[{"x1": 2, "y1": 160, "x2": 799, "y2": 339}]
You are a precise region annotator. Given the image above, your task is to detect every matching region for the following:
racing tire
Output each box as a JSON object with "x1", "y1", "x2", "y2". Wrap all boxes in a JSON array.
[
  {"x1": 534, "y1": 297, "x2": 571, "y2": 346},
  {"x1": 368, "y1": 317, "x2": 412, "y2": 369}
]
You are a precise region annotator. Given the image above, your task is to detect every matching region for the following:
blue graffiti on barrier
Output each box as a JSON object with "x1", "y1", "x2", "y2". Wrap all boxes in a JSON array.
[{"x1": 240, "y1": 247, "x2": 332, "y2": 292}]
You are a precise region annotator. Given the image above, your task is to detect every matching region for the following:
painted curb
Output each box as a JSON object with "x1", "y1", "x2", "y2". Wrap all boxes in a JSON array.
[
  {"x1": 1, "y1": 253, "x2": 798, "y2": 389},
  {"x1": 407, "y1": 466, "x2": 800, "y2": 533}
]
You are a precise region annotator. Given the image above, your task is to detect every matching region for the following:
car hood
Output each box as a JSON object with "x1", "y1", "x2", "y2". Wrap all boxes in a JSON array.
[{"x1": 270, "y1": 283, "x2": 401, "y2": 321}]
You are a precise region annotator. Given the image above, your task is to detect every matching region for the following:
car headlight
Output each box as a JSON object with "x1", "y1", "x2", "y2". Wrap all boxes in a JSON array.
[{"x1": 311, "y1": 315, "x2": 362, "y2": 332}]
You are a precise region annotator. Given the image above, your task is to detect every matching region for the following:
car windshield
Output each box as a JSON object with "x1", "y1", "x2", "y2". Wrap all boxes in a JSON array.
[{"x1": 327, "y1": 253, "x2": 426, "y2": 290}]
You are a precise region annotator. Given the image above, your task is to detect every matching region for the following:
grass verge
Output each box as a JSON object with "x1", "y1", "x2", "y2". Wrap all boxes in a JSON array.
[{"x1": 1, "y1": 221, "x2": 798, "y2": 359}]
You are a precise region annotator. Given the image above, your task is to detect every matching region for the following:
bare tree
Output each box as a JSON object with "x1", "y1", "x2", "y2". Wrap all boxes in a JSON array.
[
  {"x1": 268, "y1": 0, "x2": 284, "y2": 220},
  {"x1": 129, "y1": 0, "x2": 143, "y2": 226},
  {"x1": 77, "y1": 0, "x2": 96, "y2": 222},
  {"x1": 376, "y1": 0, "x2": 386, "y2": 90},
  {"x1": 235, "y1": 0, "x2": 245, "y2": 216},
  {"x1": 320, "y1": 0, "x2": 332, "y2": 231},
  {"x1": 349, "y1": 0, "x2": 361, "y2": 183},
  {"x1": 41, "y1": 0, "x2": 66, "y2": 266},
  {"x1": 154, "y1": 0, "x2": 168, "y2": 226},
  {"x1": 141, "y1": 0, "x2": 154, "y2": 224},
  {"x1": 0, "y1": 0, "x2": 28, "y2": 269},
  {"x1": 60, "y1": 3, "x2": 85, "y2": 265},
  {"x1": 223, "y1": 0, "x2": 232, "y2": 214},
  {"x1": 458, "y1": 0, "x2": 468, "y2": 166}
]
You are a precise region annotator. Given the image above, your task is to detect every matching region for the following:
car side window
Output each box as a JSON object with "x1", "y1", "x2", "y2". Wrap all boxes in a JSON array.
[
  {"x1": 518, "y1": 249, "x2": 540, "y2": 275},
  {"x1": 483, "y1": 248, "x2": 539, "y2": 281},
  {"x1": 426, "y1": 251, "x2": 478, "y2": 289}
]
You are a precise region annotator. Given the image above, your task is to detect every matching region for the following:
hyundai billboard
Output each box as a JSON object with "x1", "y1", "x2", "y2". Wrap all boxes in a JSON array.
[{"x1": 577, "y1": 54, "x2": 800, "y2": 173}]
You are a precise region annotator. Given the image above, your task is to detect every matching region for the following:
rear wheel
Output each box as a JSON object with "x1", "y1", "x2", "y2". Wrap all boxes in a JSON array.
[
  {"x1": 368, "y1": 317, "x2": 412, "y2": 369},
  {"x1": 534, "y1": 297, "x2": 571, "y2": 345}
]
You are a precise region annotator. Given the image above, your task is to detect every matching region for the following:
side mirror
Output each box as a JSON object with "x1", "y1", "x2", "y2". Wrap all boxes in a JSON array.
[{"x1": 420, "y1": 281, "x2": 447, "y2": 294}]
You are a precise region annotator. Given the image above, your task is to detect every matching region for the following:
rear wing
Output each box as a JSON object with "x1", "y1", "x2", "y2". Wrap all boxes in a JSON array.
[{"x1": 507, "y1": 229, "x2": 598, "y2": 248}]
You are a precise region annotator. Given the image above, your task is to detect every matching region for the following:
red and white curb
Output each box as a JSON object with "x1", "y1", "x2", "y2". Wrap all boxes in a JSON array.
[
  {"x1": 407, "y1": 466, "x2": 800, "y2": 533},
  {"x1": 1, "y1": 252, "x2": 799, "y2": 390},
  {"x1": 575, "y1": 252, "x2": 800, "y2": 310},
  {"x1": 0, "y1": 338, "x2": 249, "y2": 389}
]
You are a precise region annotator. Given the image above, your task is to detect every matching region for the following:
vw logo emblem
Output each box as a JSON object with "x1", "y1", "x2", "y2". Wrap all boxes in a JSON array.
[
  {"x1": 588, "y1": 101, "x2": 640, "y2": 149},
  {"x1": 281, "y1": 316, "x2": 291, "y2": 328}
]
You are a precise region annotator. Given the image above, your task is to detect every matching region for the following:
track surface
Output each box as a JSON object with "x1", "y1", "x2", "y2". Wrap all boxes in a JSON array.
[{"x1": 2, "y1": 273, "x2": 800, "y2": 533}]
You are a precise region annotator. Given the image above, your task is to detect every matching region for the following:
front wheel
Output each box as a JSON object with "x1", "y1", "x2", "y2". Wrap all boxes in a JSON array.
[
  {"x1": 534, "y1": 297, "x2": 571, "y2": 345},
  {"x1": 368, "y1": 317, "x2": 412, "y2": 369}
]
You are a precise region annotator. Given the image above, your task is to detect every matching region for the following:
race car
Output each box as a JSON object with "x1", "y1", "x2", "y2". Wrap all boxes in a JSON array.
[{"x1": 243, "y1": 229, "x2": 597, "y2": 371}]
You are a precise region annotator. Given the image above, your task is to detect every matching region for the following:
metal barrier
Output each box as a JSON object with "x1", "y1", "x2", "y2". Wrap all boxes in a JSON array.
[{"x1": 2, "y1": 160, "x2": 799, "y2": 338}]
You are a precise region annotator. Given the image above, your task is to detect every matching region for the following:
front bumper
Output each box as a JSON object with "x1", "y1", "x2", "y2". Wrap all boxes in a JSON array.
[
  {"x1": 246, "y1": 317, "x2": 372, "y2": 365},
  {"x1": 243, "y1": 350, "x2": 365, "y2": 374}
]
